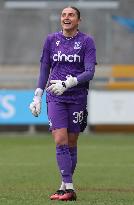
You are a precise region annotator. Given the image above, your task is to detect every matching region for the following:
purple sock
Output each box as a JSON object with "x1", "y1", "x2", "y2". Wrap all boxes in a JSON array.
[
  {"x1": 69, "y1": 147, "x2": 77, "y2": 175},
  {"x1": 56, "y1": 145, "x2": 72, "y2": 183}
]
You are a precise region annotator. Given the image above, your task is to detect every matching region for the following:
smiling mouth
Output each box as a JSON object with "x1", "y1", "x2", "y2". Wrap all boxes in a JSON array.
[{"x1": 63, "y1": 20, "x2": 71, "y2": 25}]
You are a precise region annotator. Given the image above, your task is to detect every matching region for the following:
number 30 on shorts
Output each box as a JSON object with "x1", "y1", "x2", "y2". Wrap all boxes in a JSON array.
[{"x1": 73, "y1": 111, "x2": 83, "y2": 123}]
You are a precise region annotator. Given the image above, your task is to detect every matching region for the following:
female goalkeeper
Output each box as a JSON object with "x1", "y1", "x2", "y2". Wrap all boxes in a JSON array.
[{"x1": 30, "y1": 6, "x2": 96, "y2": 201}]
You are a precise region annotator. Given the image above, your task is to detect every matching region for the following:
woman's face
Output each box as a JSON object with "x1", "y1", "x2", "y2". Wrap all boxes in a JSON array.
[{"x1": 61, "y1": 7, "x2": 80, "y2": 32}]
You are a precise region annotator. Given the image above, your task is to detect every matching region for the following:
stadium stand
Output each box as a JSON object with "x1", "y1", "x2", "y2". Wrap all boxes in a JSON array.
[
  {"x1": 106, "y1": 65, "x2": 134, "y2": 90},
  {"x1": 0, "y1": 65, "x2": 38, "y2": 89}
]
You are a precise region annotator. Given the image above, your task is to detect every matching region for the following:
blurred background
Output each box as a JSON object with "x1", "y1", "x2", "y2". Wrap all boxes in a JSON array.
[{"x1": 0, "y1": 0, "x2": 134, "y2": 133}]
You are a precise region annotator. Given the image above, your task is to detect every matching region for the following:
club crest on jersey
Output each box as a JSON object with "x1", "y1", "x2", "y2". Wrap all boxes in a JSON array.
[
  {"x1": 74, "y1": 42, "x2": 81, "y2": 49},
  {"x1": 56, "y1": 40, "x2": 60, "y2": 46}
]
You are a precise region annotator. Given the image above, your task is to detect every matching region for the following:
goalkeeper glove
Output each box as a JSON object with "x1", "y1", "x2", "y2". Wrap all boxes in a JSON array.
[
  {"x1": 46, "y1": 75, "x2": 78, "y2": 95},
  {"x1": 29, "y1": 88, "x2": 43, "y2": 117}
]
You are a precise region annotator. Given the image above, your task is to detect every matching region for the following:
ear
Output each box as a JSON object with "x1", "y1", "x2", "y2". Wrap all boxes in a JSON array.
[{"x1": 78, "y1": 18, "x2": 81, "y2": 25}]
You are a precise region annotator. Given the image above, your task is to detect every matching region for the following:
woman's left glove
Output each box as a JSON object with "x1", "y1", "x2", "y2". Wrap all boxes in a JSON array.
[{"x1": 46, "y1": 75, "x2": 78, "y2": 95}]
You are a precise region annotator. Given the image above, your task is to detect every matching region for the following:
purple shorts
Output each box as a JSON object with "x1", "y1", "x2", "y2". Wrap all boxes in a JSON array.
[{"x1": 47, "y1": 101, "x2": 88, "y2": 133}]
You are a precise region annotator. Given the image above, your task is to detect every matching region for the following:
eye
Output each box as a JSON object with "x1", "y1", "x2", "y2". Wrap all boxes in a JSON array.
[
  {"x1": 69, "y1": 13, "x2": 75, "y2": 17},
  {"x1": 61, "y1": 13, "x2": 66, "y2": 18}
]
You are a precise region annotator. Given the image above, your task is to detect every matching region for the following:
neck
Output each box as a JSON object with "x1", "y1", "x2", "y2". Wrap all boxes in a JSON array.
[{"x1": 62, "y1": 29, "x2": 78, "y2": 38}]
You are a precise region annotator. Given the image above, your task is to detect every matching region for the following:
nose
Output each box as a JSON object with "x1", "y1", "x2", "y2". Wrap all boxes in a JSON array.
[{"x1": 63, "y1": 14, "x2": 70, "y2": 19}]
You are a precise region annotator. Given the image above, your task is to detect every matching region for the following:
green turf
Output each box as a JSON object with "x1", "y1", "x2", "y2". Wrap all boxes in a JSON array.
[{"x1": 0, "y1": 133, "x2": 134, "y2": 205}]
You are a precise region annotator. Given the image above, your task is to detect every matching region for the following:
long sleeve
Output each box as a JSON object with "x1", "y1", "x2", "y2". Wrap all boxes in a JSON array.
[
  {"x1": 77, "y1": 36, "x2": 96, "y2": 84},
  {"x1": 77, "y1": 63, "x2": 95, "y2": 84},
  {"x1": 37, "y1": 35, "x2": 51, "y2": 90},
  {"x1": 37, "y1": 62, "x2": 50, "y2": 90}
]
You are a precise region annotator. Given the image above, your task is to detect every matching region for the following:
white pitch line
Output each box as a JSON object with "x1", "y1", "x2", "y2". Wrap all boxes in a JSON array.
[
  {"x1": 0, "y1": 162, "x2": 42, "y2": 166},
  {"x1": 78, "y1": 163, "x2": 134, "y2": 167},
  {"x1": 80, "y1": 145, "x2": 134, "y2": 150}
]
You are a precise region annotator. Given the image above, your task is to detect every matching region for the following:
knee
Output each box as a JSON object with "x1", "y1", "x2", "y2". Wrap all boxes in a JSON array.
[
  {"x1": 52, "y1": 129, "x2": 68, "y2": 145},
  {"x1": 54, "y1": 135, "x2": 68, "y2": 145}
]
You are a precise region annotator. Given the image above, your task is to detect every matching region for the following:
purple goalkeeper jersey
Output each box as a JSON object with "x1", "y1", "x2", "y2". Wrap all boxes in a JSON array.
[{"x1": 40, "y1": 31, "x2": 96, "y2": 104}]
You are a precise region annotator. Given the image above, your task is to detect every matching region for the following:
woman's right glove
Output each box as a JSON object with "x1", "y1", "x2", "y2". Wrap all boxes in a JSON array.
[{"x1": 29, "y1": 88, "x2": 43, "y2": 117}]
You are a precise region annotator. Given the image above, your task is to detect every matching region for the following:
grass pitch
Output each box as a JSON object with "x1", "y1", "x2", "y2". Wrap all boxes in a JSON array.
[{"x1": 0, "y1": 132, "x2": 134, "y2": 205}]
